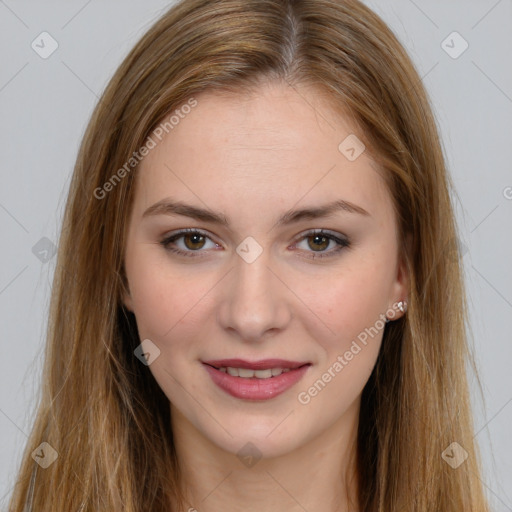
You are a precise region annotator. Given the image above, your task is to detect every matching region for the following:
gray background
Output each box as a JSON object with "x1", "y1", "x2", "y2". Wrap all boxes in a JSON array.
[{"x1": 0, "y1": 0, "x2": 511, "y2": 509}]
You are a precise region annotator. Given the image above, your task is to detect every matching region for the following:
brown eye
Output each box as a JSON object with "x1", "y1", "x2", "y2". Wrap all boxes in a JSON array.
[
  {"x1": 160, "y1": 229, "x2": 219, "y2": 257},
  {"x1": 307, "y1": 234, "x2": 330, "y2": 252},
  {"x1": 294, "y1": 230, "x2": 351, "y2": 260},
  {"x1": 183, "y1": 232, "x2": 206, "y2": 250}
]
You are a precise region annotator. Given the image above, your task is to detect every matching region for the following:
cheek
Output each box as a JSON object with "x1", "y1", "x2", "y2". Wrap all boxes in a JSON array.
[
  {"x1": 300, "y1": 252, "x2": 394, "y2": 348},
  {"x1": 125, "y1": 245, "x2": 188, "y2": 337},
  {"x1": 126, "y1": 253, "x2": 209, "y2": 402},
  {"x1": 295, "y1": 264, "x2": 389, "y2": 412},
  {"x1": 126, "y1": 245, "x2": 220, "y2": 357}
]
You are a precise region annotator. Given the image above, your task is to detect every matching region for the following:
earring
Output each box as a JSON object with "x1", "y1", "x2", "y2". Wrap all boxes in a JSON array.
[{"x1": 397, "y1": 300, "x2": 408, "y2": 313}]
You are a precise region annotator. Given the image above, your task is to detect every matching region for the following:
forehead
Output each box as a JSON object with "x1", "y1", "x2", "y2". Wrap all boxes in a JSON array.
[{"x1": 133, "y1": 81, "x2": 391, "y2": 219}]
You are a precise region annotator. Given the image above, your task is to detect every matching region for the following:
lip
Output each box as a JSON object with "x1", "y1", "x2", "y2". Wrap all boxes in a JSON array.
[
  {"x1": 202, "y1": 358, "x2": 308, "y2": 370},
  {"x1": 202, "y1": 359, "x2": 311, "y2": 401}
]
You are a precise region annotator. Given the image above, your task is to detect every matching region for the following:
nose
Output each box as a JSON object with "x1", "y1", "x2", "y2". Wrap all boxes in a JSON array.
[{"x1": 217, "y1": 246, "x2": 292, "y2": 344}]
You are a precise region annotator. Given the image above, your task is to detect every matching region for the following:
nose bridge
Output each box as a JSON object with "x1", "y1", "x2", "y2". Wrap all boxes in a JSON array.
[
  {"x1": 219, "y1": 242, "x2": 290, "y2": 340},
  {"x1": 235, "y1": 250, "x2": 273, "y2": 301}
]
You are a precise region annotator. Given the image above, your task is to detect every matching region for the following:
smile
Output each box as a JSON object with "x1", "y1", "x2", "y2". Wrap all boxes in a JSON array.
[
  {"x1": 202, "y1": 359, "x2": 311, "y2": 400},
  {"x1": 216, "y1": 367, "x2": 291, "y2": 378}
]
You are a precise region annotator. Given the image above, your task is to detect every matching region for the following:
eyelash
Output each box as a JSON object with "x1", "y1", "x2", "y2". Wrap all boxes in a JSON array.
[{"x1": 159, "y1": 228, "x2": 351, "y2": 260}]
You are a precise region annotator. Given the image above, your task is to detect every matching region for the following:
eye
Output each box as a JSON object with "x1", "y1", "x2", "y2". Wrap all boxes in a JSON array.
[
  {"x1": 292, "y1": 229, "x2": 351, "y2": 259},
  {"x1": 160, "y1": 229, "x2": 220, "y2": 257},
  {"x1": 159, "y1": 228, "x2": 351, "y2": 260}
]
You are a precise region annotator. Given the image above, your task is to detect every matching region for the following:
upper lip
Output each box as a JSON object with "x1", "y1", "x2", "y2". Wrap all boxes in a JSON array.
[{"x1": 202, "y1": 358, "x2": 310, "y2": 370}]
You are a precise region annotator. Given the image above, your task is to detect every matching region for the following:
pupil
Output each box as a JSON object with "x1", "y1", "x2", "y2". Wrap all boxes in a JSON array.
[
  {"x1": 310, "y1": 235, "x2": 328, "y2": 251},
  {"x1": 186, "y1": 234, "x2": 204, "y2": 249}
]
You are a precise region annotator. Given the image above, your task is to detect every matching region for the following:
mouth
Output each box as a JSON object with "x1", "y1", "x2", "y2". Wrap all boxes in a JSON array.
[{"x1": 202, "y1": 359, "x2": 312, "y2": 400}]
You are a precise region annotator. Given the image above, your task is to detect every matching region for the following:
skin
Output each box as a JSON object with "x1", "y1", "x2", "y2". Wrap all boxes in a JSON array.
[{"x1": 122, "y1": 79, "x2": 408, "y2": 512}]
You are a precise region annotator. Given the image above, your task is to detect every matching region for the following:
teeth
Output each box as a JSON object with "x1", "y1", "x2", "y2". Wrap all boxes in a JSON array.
[
  {"x1": 254, "y1": 369, "x2": 272, "y2": 378},
  {"x1": 219, "y1": 367, "x2": 293, "y2": 379},
  {"x1": 238, "y1": 368, "x2": 256, "y2": 378}
]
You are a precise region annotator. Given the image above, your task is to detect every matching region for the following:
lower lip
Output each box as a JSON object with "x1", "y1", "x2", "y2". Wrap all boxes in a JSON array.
[{"x1": 203, "y1": 364, "x2": 311, "y2": 401}]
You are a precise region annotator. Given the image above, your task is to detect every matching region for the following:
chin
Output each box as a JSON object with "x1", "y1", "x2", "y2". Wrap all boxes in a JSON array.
[{"x1": 200, "y1": 412, "x2": 310, "y2": 461}]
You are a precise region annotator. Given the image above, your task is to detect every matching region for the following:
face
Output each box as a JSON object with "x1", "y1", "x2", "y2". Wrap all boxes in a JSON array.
[{"x1": 122, "y1": 80, "x2": 408, "y2": 459}]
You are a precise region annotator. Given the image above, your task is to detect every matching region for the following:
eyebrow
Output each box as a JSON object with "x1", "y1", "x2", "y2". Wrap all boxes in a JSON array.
[{"x1": 142, "y1": 197, "x2": 370, "y2": 227}]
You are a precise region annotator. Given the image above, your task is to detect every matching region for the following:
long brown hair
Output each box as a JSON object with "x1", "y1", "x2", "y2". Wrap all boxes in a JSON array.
[{"x1": 8, "y1": 0, "x2": 490, "y2": 510}]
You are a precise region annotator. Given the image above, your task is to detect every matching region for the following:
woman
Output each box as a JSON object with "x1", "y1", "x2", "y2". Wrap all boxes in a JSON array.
[{"x1": 8, "y1": 0, "x2": 490, "y2": 510}]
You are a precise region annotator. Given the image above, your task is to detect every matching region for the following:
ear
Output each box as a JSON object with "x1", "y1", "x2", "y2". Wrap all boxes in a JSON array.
[
  {"x1": 120, "y1": 272, "x2": 134, "y2": 312},
  {"x1": 388, "y1": 233, "x2": 411, "y2": 320},
  {"x1": 122, "y1": 291, "x2": 134, "y2": 312}
]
